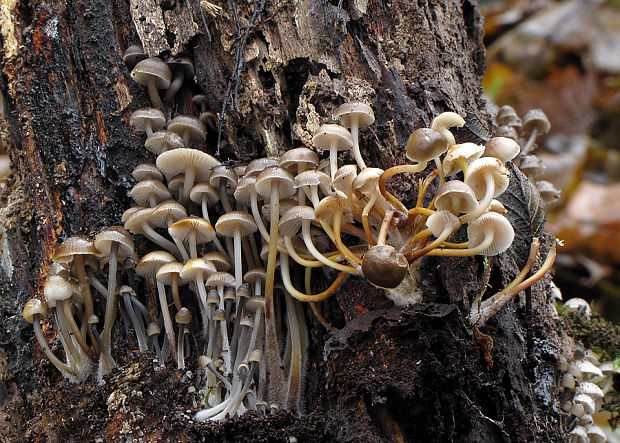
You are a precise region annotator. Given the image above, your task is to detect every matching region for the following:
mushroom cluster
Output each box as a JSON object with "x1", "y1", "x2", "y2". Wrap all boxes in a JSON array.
[{"x1": 22, "y1": 50, "x2": 558, "y2": 421}]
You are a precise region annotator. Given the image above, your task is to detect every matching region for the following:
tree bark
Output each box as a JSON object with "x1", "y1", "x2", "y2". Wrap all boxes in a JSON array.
[{"x1": 0, "y1": 0, "x2": 567, "y2": 441}]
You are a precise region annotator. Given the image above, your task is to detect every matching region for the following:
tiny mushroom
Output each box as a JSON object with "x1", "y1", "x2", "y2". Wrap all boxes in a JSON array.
[{"x1": 131, "y1": 57, "x2": 172, "y2": 112}]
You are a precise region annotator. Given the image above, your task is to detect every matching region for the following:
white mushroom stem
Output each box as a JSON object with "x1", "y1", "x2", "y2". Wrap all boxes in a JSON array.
[
  {"x1": 245, "y1": 306, "x2": 263, "y2": 364},
  {"x1": 141, "y1": 222, "x2": 185, "y2": 260},
  {"x1": 189, "y1": 231, "x2": 198, "y2": 259},
  {"x1": 522, "y1": 128, "x2": 538, "y2": 155},
  {"x1": 234, "y1": 229, "x2": 243, "y2": 289},
  {"x1": 61, "y1": 299, "x2": 94, "y2": 359},
  {"x1": 349, "y1": 116, "x2": 366, "y2": 170},
  {"x1": 470, "y1": 243, "x2": 556, "y2": 327},
  {"x1": 71, "y1": 255, "x2": 99, "y2": 352},
  {"x1": 171, "y1": 236, "x2": 190, "y2": 263},
  {"x1": 218, "y1": 182, "x2": 233, "y2": 212},
  {"x1": 164, "y1": 69, "x2": 185, "y2": 104},
  {"x1": 145, "y1": 120, "x2": 154, "y2": 138},
  {"x1": 147, "y1": 76, "x2": 166, "y2": 113},
  {"x1": 122, "y1": 293, "x2": 148, "y2": 352},
  {"x1": 328, "y1": 143, "x2": 340, "y2": 181},
  {"x1": 177, "y1": 325, "x2": 186, "y2": 369},
  {"x1": 156, "y1": 281, "x2": 177, "y2": 363},
  {"x1": 284, "y1": 294, "x2": 304, "y2": 411},
  {"x1": 301, "y1": 221, "x2": 358, "y2": 273},
  {"x1": 250, "y1": 192, "x2": 270, "y2": 242},
  {"x1": 459, "y1": 174, "x2": 496, "y2": 224},
  {"x1": 53, "y1": 307, "x2": 80, "y2": 363},
  {"x1": 181, "y1": 167, "x2": 196, "y2": 206},
  {"x1": 32, "y1": 314, "x2": 77, "y2": 377},
  {"x1": 101, "y1": 242, "x2": 119, "y2": 356},
  {"x1": 216, "y1": 284, "x2": 232, "y2": 375},
  {"x1": 200, "y1": 197, "x2": 229, "y2": 259}
]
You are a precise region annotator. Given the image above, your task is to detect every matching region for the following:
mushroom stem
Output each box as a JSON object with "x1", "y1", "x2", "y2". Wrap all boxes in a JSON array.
[
  {"x1": 329, "y1": 145, "x2": 339, "y2": 181},
  {"x1": 459, "y1": 175, "x2": 495, "y2": 224},
  {"x1": 122, "y1": 292, "x2": 148, "y2": 352},
  {"x1": 434, "y1": 156, "x2": 445, "y2": 187},
  {"x1": 62, "y1": 300, "x2": 95, "y2": 359},
  {"x1": 280, "y1": 253, "x2": 347, "y2": 302},
  {"x1": 177, "y1": 325, "x2": 186, "y2": 369},
  {"x1": 522, "y1": 128, "x2": 538, "y2": 155},
  {"x1": 181, "y1": 167, "x2": 196, "y2": 206},
  {"x1": 219, "y1": 183, "x2": 233, "y2": 212},
  {"x1": 283, "y1": 294, "x2": 304, "y2": 411},
  {"x1": 189, "y1": 231, "x2": 198, "y2": 259},
  {"x1": 54, "y1": 307, "x2": 80, "y2": 363},
  {"x1": 361, "y1": 191, "x2": 379, "y2": 245},
  {"x1": 470, "y1": 242, "x2": 556, "y2": 327},
  {"x1": 234, "y1": 230, "x2": 243, "y2": 288},
  {"x1": 306, "y1": 267, "x2": 336, "y2": 331},
  {"x1": 349, "y1": 117, "x2": 367, "y2": 170},
  {"x1": 251, "y1": 192, "x2": 270, "y2": 242},
  {"x1": 147, "y1": 76, "x2": 166, "y2": 113},
  {"x1": 101, "y1": 242, "x2": 119, "y2": 356},
  {"x1": 141, "y1": 223, "x2": 184, "y2": 259},
  {"x1": 32, "y1": 315, "x2": 77, "y2": 377},
  {"x1": 171, "y1": 274, "x2": 183, "y2": 311},
  {"x1": 156, "y1": 281, "x2": 177, "y2": 363},
  {"x1": 201, "y1": 197, "x2": 230, "y2": 259},
  {"x1": 284, "y1": 236, "x2": 326, "y2": 268},
  {"x1": 72, "y1": 255, "x2": 100, "y2": 354},
  {"x1": 164, "y1": 70, "x2": 184, "y2": 105},
  {"x1": 405, "y1": 222, "x2": 461, "y2": 261},
  {"x1": 301, "y1": 222, "x2": 358, "y2": 273},
  {"x1": 425, "y1": 232, "x2": 494, "y2": 257},
  {"x1": 331, "y1": 211, "x2": 362, "y2": 266},
  {"x1": 379, "y1": 164, "x2": 428, "y2": 213},
  {"x1": 377, "y1": 210, "x2": 395, "y2": 246}
]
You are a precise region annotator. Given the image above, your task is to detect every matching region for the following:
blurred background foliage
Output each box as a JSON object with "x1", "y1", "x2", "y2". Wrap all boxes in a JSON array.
[{"x1": 482, "y1": 0, "x2": 620, "y2": 325}]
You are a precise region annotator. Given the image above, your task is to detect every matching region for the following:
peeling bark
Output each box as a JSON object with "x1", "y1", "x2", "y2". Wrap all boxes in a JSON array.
[{"x1": 0, "y1": 0, "x2": 568, "y2": 441}]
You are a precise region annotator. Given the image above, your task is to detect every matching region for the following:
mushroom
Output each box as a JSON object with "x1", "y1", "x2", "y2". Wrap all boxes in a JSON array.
[
  {"x1": 279, "y1": 147, "x2": 319, "y2": 204},
  {"x1": 190, "y1": 183, "x2": 229, "y2": 258},
  {"x1": 130, "y1": 108, "x2": 166, "y2": 137},
  {"x1": 131, "y1": 57, "x2": 172, "y2": 112},
  {"x1": 442, "y1": 142, "x2": 485, "y2": 176},
  {"x1": 179, "y1": 258, "x2": 216, "y2": 333},
  {"x1": 460, "y1": 157, "x2": 509, "y2": 223},
  {"x1": 430, "y1": 111, "x2": 466, "y2": 147},
  {"x1": 406, "y1": 209, "x2": 462, "y2": 261},
  {"x1": 130, "y1": 179, "x2": 171, "y2": 207},
  {"x1": 22, "y1": 299, "x2": 77, "y2": 378},
  {"x1": 156, "y1": 261, "x2": 186, "y2": 311},
  {"x1": 164, "y1": 56, "x2": 195, "y2": 105},
  {"x1": 144, "y1": 130, "x2": 184, "y2": 154},
  {"x1": 122, "y1": 44, "x2": 146, "y2": 68},
  {"x1": 132, "y1": 163, "x2": 164, "y2": 182},
  {"x1": 125, "y1": 207, "x2": 182, "y2": 258},
  {"x1": 333, "y1": 101, "x2": 375, "y2": 170},
  {"x1": 168, "y1": 216, "x2": 216, "y2": 260},
  {"x1": 311, "y1": 124, "x2": 354, "y2": 180},
  {"x1": 521, "y1": 109, "x2": 550, "y2": 154},
  {"x1": 215, "y1": 211, "x2": 258, "y2": 288},
  {"x1": 315, "y1": 195, "x2": 361, "y2": 266},
  {"x1": 209, "y1": 165, "x2": 238, "y2": 213},
  {"x1": 167, "y1": 115, "x2": 206, "y2": 147},
  {"x1": 118, "y1": 285, "x2": 148, "y2": 352},
  {"x1": 483, "y1": 137, "x2": 520, "y2": 164},
  {"x1": 175, "y1": 307, "x2": 192, "y2": 369},
  {"x1": 433, "y1": 180, "x2": 478, "y2": 215}
]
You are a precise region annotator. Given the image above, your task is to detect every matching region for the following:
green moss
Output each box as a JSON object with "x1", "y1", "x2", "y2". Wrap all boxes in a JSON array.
[{"x1": 563, "y1": 313, "x2": 620, "y2": 362}]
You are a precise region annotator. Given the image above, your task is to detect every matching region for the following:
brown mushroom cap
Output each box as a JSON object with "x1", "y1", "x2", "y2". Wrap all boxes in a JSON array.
[
  {"x1": 406, "y1": 128, "x2": 448, "y2": 162},
  {"x1": 466, "y1": 212, "x2": 515, "y2": 256},
  {"x1": 199, "y1": 111, "x2": 218, "y2": 132},
  {"x1": 130, "y1": 179, "x2": 171, "y2": 206},
  {"x1": 175, "y1": 307, "x2": 192, "y2": 324},
  {"x1": 122, "y1": 206, "x2": 147, "y2": 224},
  {"x1": 245, "y1": 157, "x2": 280, "y2": 177},
  {"x1": 130, "y1": 108, "x2": 166, "y2": 133},
  {"x1": 122, "y1": 45, "x2": 146, "y2": 67},
  {"x1": 145, "y1": 130, "x2": 184, "y2": 154},
  {"x1": 124, "y1": 207, "x2": 156, "y2": 234},
  {"x1": 233, "y1": 176, "x2": 257, "y2": 206},
  {"x1": 156, "y1": 148, "x2": 220, "y2": 181},
  {"x1": 156, "y1": 261, "x2": 187, "y2": 286},
  {"x1": 23, "y1": 298, "x2": 49, "y2": 323},
  {"x1": 167, "y1": 115, "x2": 206, "y2": 144},
  {"x1": 132, "y1": 163, "x2": 164, "y2": 182},
  {"x1": 333, "y1": 102, "x2": 375, "y2": 128},
  {"x1": 361, "y1": 245, "x2": 409, "y2": 289},
  {"x1": 215, "y1": 211, "x2": 258, "y2": 237},
  {"x1": 279, "y1": 147, "x2": 319, "y2": 172},
  {"x1": 254, "y1": 166, "x2": 296, "y2": 200},
  {"x1": 312, "y1": 124, "x2": 354, "y2": 152},
  {"x1": 522, "y1": 109, "x2": 551, "y2": 135},
  {"x1": 180, "y1": 258, "x2": 216, "y2": 281},
  {"x1": 484, "y1": 137, "x2": 520, "y2": 163},
  {"x1": 209, "y1": 165, "x2": 238, "y2": 193},
  {"x1": 434, "y1": 181, "x2": 478, "y2": 215},
  {"x1": 244, "y1": 268, "x2": 266, "y2": 286},
  {"x1": 203, "y1": 252, "x2": 232, "y2": 272},
  {"x1": 442, "y1": 143, "x2": 485, "y2": 175},
  {"x1": 206, "y1": 271, "x2": 235, "y2": 288},
  {"x1": 53, "y1": 236, "x2": 98, "y2": 263},
  {"x1": 131, "y1": 58, "x2": 172, "y2": 89},
  {"x1": 190, "y1": 182, "x2": 220, "y2": 205},
  {"x1": 93, "y1": 226, "x2": 135, "y2": 257},
  {"x1": 150, "y1": 200, "x2": 187, "y2": 228},
  {"x1": 136, "y1": 250, "x2": 176, "y2": 278},
  {"x1": 167, "y1": 56, "x2": 195, "y2": 79},
  {"x1": 168, "y1": 216, "x2": 216, "y2": 245}
]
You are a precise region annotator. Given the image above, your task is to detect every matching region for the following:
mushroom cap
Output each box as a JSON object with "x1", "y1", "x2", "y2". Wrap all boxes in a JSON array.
[
  {"x1": 224, "y1": 287, "x2": 236, "y2": 301},
  {"x1": 44, "y1": 275, "x2": 74, "y2": 303},
  {"x1": 584, "y1": 424, "x2": 606, "y2": 443},
  {"x1": 522, "y1": 109, "x2": 550, "y2": 135},
  {"x1": 261, "y1": 198, "x2": 298, "y2": 222},
  {"x1": 426, "y1": 210, "x2": 461, "y2": 238},
  {"x1": 206, "y1": 290, "x2": 220, "y2": 305},
  {"x1": 155, "y1": 261, "x2": 186, "y2": 286},
  {"x1": 279, "y1": 205, "x2": 316, "y2": 237},
  {"x1": 124, "y1": 207, "x2": 156, "y2": 234},
  {"x1": 244, "y1": 268, "x2": 266, "y2": 285},
  {"x1": 574, "y1": 359, "x2": 603, "y2": 378},
  {"x1": 495, "y1": 125, "x2": 518, "y2": 140},
  {"x1": 167, "y1": 174, "x2": 184, "y2": 195},
  {"x1": 434, "y1": 181, "x2": 478, "y2": 215},
  {"x1": 315, "y1": 195, "x2": 352, "y2": 224},
  {"x1": 362, "y1": 245, "x2": 409, "y2": 289},
  {"x1": 279, "y1": 147, "x2": 319, "y2": 172},
  {"x1": 150, "y1": 200, "x2": 187, "y2": 228},
  {"x1": 23, "y1": 298, "x2": 48, "y2": 323},
  {"x1": 175, "y1": 307, "x2": 192, "y2": 324},
  {"x1": 333, "y1": 102, "x2": 375, "y2": 128},
  {"x1": 53, "y1": 236, "x2": 98, "y2": 263},
  {"x1": 145, "y1": 130, "x2": 184, "y2": 154},
  {"x1": 93, "y1": 226, "x2": 135, "y2": 257},
  {"x1": 130, "y1": 179, "x2": 171, "y2": 205},
  {"x1": 203, "y1": 252, "x2": 232, "y2": 272},
  {"x1": 192, "y1": 94, "x2": 208, "y2": 109},
  {"x1": 487, "y1": 199, "x2": 507, "y2": 214},
  {"x1": 573, "y1": 394, "x2": 596, "y2": 415},
  {"x1": 245, "y1": 157, "x2": 280, "y2": 177},
  {"x1": 130, "y1": 108, "x2": 166, "y2": 133},
  {"x1": 484, "y1": 137, "x2": 520, "y2": 163},
  {"x1": 167, "y1": 115, "x2": 206, "y2": 143},
  {"x1": 332, "y1": 164, "x2": 358, "y2": 195},
  {"x1": 466, "y1": 212, "x2": 515, "y2": 256},
  {"x1": 496, "y1": 105, "x2": 518, "y2": 125},
  {"x1": 578, "y1": 381, "x2": 604, "y2": 399},
  {"x1": 131, "y1": 57, "x2": 172, "y2": 89},
  {"x1": 213, "y1": 309, "x2": 226, "y2": 322},
  {"x1": 535, "y1": 180, "x2": 561, "y2": 203},
  {"x1": 233, "y1": 176, "x2": 257, "y2": 206},
  {"x1": 132, "y1": 163, "x2": 163, "y2": 182},
  {"x1": 312, "y1": 124, "x2": 354, "y2": 152},
  {"x1": 443, "y1": 142, "x2": 485, "y2": 175},
  {"x1": 244, "y1": 295, "x2": 265, "y2": 312},
  {"x1": 406, "y1": 128, "x2": 448, "y2": 162},
  {"x1": 236, "y1": 283, "x2": 251, "y2": 299},
  {"x1": 233, "y1": 164, "x2": 247, "y2": 177},
  {"x1": 180, "y1": 258, "x2": 217, "y2": 281},
  {"x1": 564, "y1": 298, "x2": 591, "y2": 318},
  {"x1": 255, "y1": 166, "x2": 296, "y2": 200},
  {"x1": 464, "y1": 157, "x2": 510, "y2": 200},
  {"x1": 190, "y1": 182, "x2": 220, "y2": 206},
  {"x1": 240, "y1": 316, "x2": 254, "y2": 328},
  {"x1": 430, "y1": 111, "x2": 466, "y2": 131},
  {"x1": 248, "y1": 349, "x2": 263, "y2": 363},
  {"x1": 166, "y1": 56, "x2": 195, "y2": 78},
  {"x1": 147, "y1": 322, "x2": 161, "y2": 336},
  {"x1": 294, "y1": 170, "x2": 332, "y2": 195},
  {"x1": 199, "y1": 111, "x2": 218, "y2": 131},
  {"x1": 517, "y1": 155, "x2": 545, "y2": 177},
  {"x1": 209, "y1": 165, "x2": 238, "y2": 193},
  {"x1": 168, "y1": 216, "x2": 216, "y2": 244},
  {"x1": 122, "y1": 206, "x2": 147, "y2": 224},
  {"x1": 122, "y1": 44, "x2": 146, "y2": 67},
  {"x1": 156, "y1": 148, "x2": 220, "y2": 181},
  {"x1": 352, "y1": 167, "x2": 383, "y2": 193},
  {"x1": 215, "y1": 211, "x2": 258, "y2": 238},
  {"x1": 206, "y1": 271, "x2": 235, "y2": 288},
  {"x1": 136, "y1": 250, "x2": 176, "y2": 278}
]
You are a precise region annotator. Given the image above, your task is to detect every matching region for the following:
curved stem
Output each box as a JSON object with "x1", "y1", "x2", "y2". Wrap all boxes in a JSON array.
[
  {"x1": 219, "y1": 182, "x2": 233, "y2": 213},
  {"x1": 157, "y1": 281, "x2": 177, "y2": 363},
  {"x1": 362, "y1": 191, "x2": 378, "y2": 245},
  {"x1": 182, "y1": 167, "x2": 196, "y2": 206},
  {"x1": 171, "y1": 274, "x2": 183, "y2": 311},
  {"x1": 201, "y1": 198, "x2": 230, "y2": 259},
  {"x1": 72, "y1": 256, "x2": 99, "y2": 354},
  {"x1": 405, "y1": 223, "x2": 461, "y2": 261},
  {"x1": 164, "y1": 70, "x2": 184, "y2": 104},
  {"x1": 350, "y1": 118, "x2": 366, "y2": 170},
  {"x1": 379, "y1": 164, "x2": 427, "y2": 213},
  {"x1": 306, "y1": 267, "x2": 336, "y2": 331},
  {"x1": 409, "y1": 207, "x2": 435, "y2": 217},
  {"x1": 460, "y1": 175, "x2": 495, "y2": 224},
  {"x1": 284, "y1": 236, "x2": 324, "y2": 268},
  {"x1": 62, "y1": 301, "x2": 95, "y2": 359},
  {"x1": 332, "y1": 212, "x2": 362, "y2": 265},
  {"x1": 301, "y1": 222, "x2": 358, "y2": 273},
  {"x1": 147, "y1": 76, "x2": 166, "y2": 113},
  {"x1": 251, "y1": 193, "x2": 270, "y2": 242},
  {"x1": 425, "y1": 232, "x2": 495, "y2": 257},
  {"x1": 32, "y1": 317, "x2": 77, "y2": 377},
  {"x1": 280, "y1": 253, "x2": 346, "y2": 302},
  {"x1": 522, "y1": 128, "x2": 538, "y2": 155},
  {"x1": 142, "y1": 223, "x2": 184, "y2": 259}
]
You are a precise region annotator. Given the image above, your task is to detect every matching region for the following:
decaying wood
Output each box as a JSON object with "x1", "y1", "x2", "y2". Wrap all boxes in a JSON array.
[{"x1": 0, "y1": 0, "x2": 568, "y2": 441}]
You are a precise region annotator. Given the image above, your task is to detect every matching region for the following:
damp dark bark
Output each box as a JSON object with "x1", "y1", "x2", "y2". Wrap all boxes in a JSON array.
[{"x1": 0, "y1": 0, "x2": 569, "y2": 441}]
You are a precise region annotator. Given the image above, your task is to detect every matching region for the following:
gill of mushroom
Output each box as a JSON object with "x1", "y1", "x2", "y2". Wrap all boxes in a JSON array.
[
  {"x1": 125, "y1": 208, "x2": 183, "y2": 259},
  {"x1": 167, "y1": 115, "x2": 206, "y2": 148},
  {"x1": 129, "y1": 108, "x2": 166, "y2": 138},
  {"x1": 164, "y1": 56, "x2": 195, "y2": 105},
  {"x1": 22, "y1": 299, "x2": 78, "y2": 378},
  {"x1": 169, "y1": 216, "x2": 216, "y2": 260},
  {"x1": 312, "y1": 124, "x2": 354, "y2": 181},
  {"x1": 459, "y1": 158, "x2": 509, "y2": 224},
  {"x1": 190, "y1": 183, "x2": 230, "y2": 259}
]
